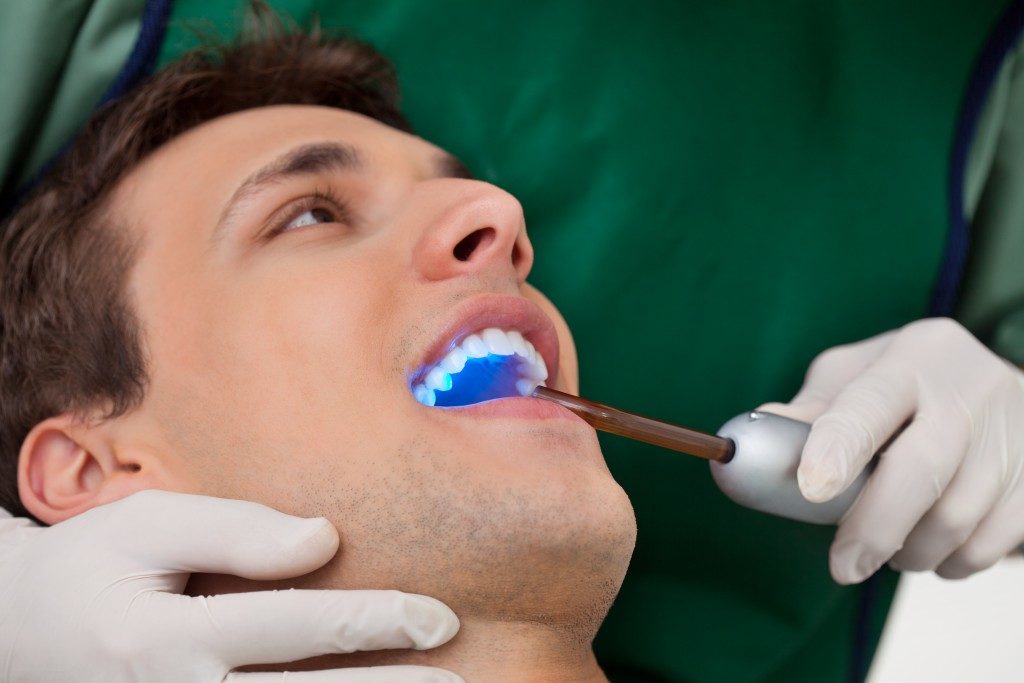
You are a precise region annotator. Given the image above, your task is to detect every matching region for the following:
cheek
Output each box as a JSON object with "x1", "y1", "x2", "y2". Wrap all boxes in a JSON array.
[
  {"x1": 230, "y1": 260, "x2": 393, "y2": 422},
  {"x1": 147, "y1": 252, "x2": 401, "y2": 496}
]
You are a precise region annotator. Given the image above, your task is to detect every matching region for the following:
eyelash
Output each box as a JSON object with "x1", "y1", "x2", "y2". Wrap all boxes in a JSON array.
[{"x1": 265, "y1": 186, "x2": 353, "y2": 239}]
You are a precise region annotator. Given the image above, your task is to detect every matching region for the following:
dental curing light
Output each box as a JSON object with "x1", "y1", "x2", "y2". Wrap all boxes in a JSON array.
[
  {"x1": 532, "y1": 387, "x2": 869, "y2": 525},
  {"x1": 532, "y1": 387, "x2": 734, "y2": 462},
  {"x1": 412, "y1": 333, "x2": 864, "y2": 525}
]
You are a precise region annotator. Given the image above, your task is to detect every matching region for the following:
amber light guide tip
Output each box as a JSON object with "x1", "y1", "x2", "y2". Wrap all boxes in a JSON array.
[{"x1": 531, "y1": 386, "x2": 734, "y2": 463}]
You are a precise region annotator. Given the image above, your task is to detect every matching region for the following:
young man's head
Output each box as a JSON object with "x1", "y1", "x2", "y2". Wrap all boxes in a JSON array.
[{"x1": 0, "y1": 9, "x2": 635, "y2": 669}]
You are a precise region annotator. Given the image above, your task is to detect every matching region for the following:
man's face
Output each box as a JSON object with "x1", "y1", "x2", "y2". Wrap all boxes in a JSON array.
[{"x1": 114, "y1": 105, "x2": 635, "y2": 621}]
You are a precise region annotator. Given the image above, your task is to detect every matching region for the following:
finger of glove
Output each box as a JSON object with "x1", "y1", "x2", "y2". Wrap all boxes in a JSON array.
[
  {"x1": 889, "y1": 438, "x2": 999, "y2": 572},
  {"x1": 163, "y1": 589, "x2": 459, "y2": 668},
  {"x1": 0, "y1": 512, "x2": 42, "y2": 547},
  {"x1": 105, "y1": 490, "x2": 339, "y2": 579},
  {"x1": 828, "y1": 414, "x2": 966, "y2": 583},
  {"x1": 0, "y1": 516, "x2": 43, "y2": 565},
  {"x1": 755, "y1": 400, "x2": 824, "y2": 424},
  {"x1": 778, "y1": 332, "x2": 898, "y2": 417},
  {"x1": 798, "y1": 362, "x2": 914, "y2": 503},
  {"x1": 936, "y1": 493, "x2": 1024, "y2": 580},
  {"x1": 226, "y1": 666, "x2": 464, "y2": 683}
]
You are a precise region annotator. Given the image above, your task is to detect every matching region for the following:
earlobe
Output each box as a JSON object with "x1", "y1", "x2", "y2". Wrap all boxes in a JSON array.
[{"x1": 17, "y1": 415, "x2": 152, "y2": 525}]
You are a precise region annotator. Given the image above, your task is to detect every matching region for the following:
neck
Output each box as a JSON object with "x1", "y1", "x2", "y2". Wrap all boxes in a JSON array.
[{"x1": 296, "y1": 616, "x2": 608, "y2": 681}]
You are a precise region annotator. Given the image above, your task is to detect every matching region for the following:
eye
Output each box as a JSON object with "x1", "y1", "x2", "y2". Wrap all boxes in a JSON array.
[
  {"x1": 266, "y1": 188, "x2": 353, "y2": 239},
  {"x1": 285, "y1": 206, "x2": 339, "y2": 231}
]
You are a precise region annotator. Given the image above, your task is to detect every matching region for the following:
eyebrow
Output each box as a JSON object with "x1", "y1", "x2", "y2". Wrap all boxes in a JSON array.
[
  {"x1": 215, "y1": 142, "x2": 362, "y2": 238},
  {"x1": 214, "y1": 141, "x2": 474, "y2": 239}
]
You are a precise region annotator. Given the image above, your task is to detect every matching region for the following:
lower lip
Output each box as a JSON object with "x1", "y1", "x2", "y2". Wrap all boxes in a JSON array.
[{"x1": 438, "y1": 395, "x2": 590, "y2": 425}]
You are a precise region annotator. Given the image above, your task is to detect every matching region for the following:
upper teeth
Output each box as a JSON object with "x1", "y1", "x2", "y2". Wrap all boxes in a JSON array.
[{"x1": 412, "y1": 327, "x2": 548, "y2": 406}]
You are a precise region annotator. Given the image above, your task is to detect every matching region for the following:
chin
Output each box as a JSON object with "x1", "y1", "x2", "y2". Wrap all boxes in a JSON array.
[
  {"x1": 445, "y1": 414, "x2": 613, "y2": 483},
  {"x1": 471, "y1": 454, "x2": 637, "y2": 628},
  {"x1": 450, "y1": 420, "x2": 636, "y2": 579},
  {"x1": 521, "y1": 475, "x2": 637, "y2": 642}
]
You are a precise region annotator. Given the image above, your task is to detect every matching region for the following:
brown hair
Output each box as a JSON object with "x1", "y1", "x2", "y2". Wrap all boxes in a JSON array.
[{"x1": 0, "y1": 5, "x2": 410, "y2": 518}]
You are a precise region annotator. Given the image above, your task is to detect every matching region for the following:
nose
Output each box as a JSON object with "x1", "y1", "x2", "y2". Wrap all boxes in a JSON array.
[{"x1": 412, "y1": 180, "x2": 533, "y2": 283}]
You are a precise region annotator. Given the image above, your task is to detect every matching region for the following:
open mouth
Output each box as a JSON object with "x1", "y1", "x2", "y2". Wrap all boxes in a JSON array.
[{"x1": 411, "y1": 327, "x2": 548, "y2": 407}]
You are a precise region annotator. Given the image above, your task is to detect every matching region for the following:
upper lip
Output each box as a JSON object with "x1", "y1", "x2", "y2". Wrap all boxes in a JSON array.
[{"x1": 410, "y1": 293, "x2": 561, "y2": 389}]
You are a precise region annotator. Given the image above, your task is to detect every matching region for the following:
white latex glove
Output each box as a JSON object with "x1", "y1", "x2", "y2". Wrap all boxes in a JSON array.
[
  {"x1": 0, "y1": 490, "x2": 462, "y2": 682},
  {"x1": 760, "y1": 318, "x2": 1024, "y2": 585}
]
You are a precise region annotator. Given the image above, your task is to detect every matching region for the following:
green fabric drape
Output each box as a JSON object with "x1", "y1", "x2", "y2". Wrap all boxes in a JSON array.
[{"x1": 0, "y1": 0, "x2": 144, "y2": 197}]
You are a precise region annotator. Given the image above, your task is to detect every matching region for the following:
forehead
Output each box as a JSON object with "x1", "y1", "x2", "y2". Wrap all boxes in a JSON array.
[{"x1": 114, "y1": 104, "x2": 441, "y2": 210}]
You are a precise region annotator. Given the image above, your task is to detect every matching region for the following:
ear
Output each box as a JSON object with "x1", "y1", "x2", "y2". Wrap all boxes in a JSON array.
[{"x1": 17, "y1": 414, "x2": 165, "y2": 525}]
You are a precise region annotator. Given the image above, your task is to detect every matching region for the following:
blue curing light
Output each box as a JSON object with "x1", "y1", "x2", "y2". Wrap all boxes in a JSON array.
[{"x1": 432, "y1": 353, "x2": 523, "y2": 407}]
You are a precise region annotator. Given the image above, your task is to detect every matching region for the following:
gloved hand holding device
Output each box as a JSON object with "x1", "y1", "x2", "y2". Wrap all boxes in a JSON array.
[
  {"x1": 0, "y1": 490, "x2": 462, "y2": 682},
  {"x1": 752, "y1": 318, "x2": 1024, "y2": 584},
  {"x1": 509, "y1": 317, "x2": 1024, "y2": 586}
]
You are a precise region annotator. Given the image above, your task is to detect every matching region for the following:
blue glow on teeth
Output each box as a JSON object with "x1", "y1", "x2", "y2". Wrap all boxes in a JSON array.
[
  {"x1": 413, "y1": 384, "x2": 436, "y2": 406},
  {"x1": 425, "y1": 366, "x2": 453, "y2": 392},
  {"x1": 415, "y1": 354, "x2": 532, "y2": 407}
]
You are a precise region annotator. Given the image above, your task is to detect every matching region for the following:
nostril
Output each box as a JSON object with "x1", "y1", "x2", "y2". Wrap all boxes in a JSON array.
[{"x1": 453, "y1": 227, "x2": 495, "y2": 262}]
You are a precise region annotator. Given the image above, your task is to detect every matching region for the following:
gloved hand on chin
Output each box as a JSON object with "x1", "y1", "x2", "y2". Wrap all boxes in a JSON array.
[{"x1": 0, "y1": 490, "x2": 463, "y2": 682}]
